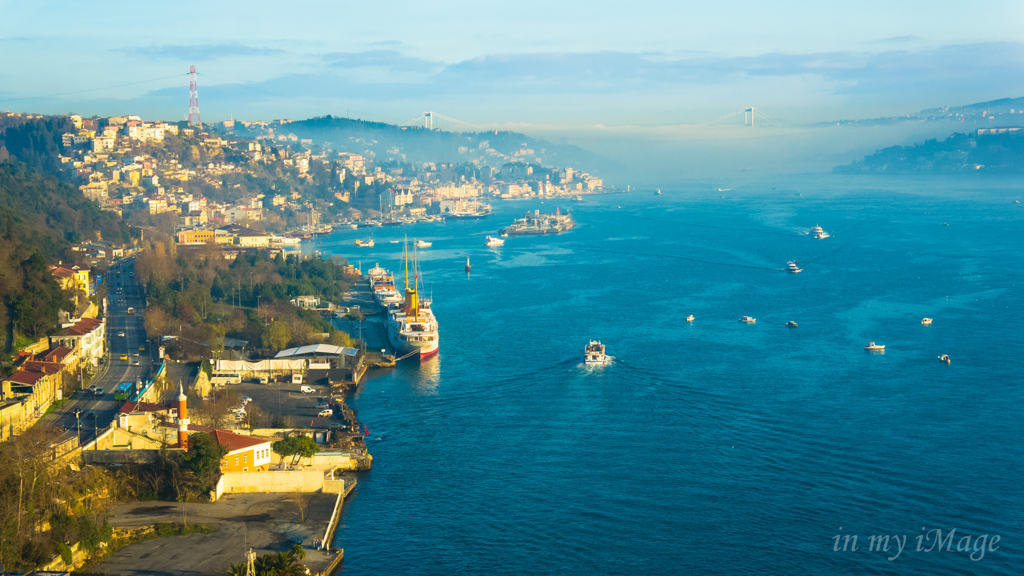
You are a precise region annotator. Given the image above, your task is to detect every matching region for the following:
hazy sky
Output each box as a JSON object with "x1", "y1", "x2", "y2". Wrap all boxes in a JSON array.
[{"x1": 2, "y1": 0, "x2": 1023, "y2": 129}]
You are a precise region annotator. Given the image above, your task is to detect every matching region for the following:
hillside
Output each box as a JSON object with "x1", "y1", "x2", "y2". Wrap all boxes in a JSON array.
[
  {"x1": 834, "y1": 130, "x2": 1024, "y2": 174},
  {"x1": 226, "y1": 115, "x2": 613, "y2": 177},
  {"x1": 812, "y1": 96, "x2": 1024, "y2": 128},
  {"x1": 0, "y1": 160, "x2": 129, "y2": 345}
]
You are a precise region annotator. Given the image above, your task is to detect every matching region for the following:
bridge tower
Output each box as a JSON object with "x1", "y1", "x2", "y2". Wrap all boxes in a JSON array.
[{"x1": 744, "y1": 107, "x2": 754, "y2": 127}]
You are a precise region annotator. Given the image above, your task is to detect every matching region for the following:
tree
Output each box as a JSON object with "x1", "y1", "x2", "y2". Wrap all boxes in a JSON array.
[
  {"x1": 272, "y1": 436, "x2": 320, "y2": 467},
  {"x1": 181, "y1": 432, "x2": 228, "y2": 480},
  {"x1": 262, "y1": 321, "x2": 290, "y2": 351}
]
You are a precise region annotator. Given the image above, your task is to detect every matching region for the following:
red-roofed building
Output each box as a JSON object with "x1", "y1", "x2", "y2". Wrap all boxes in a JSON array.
[
  {"x1": 186, "y1": 426, "x2": 272, "y2": 472},
  {"x1": 51, "y1": 317, "x2": 106, "y2": 364}
]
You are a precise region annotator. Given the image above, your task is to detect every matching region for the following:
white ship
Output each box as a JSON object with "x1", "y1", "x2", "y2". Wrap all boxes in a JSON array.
[
  {"x1": 368, "y1": 264, "x2": 403, "y2": 309},
  {"x1": 415, "y1": 240, "x2": 432, "y2": 248},
  {"x1": 739, "y1": 316, "x2": 756, "y2": 323},
  {"x1": 387, "y1": 240, "x2": 439, "y2": 360},
  {"x1": 811, "y1": 225, "x2": 830, "y2": 239},
  {"x1": 485, "y1": 236, "x2": 505, "y2": 247},
  {"x1": 864, "y1": 342, "x2": 885, "y2": 351},
  {"x1": 787, "y1": 261, "x2": 803, "y2": 273},
  {"x1": 584, "y1": 340, "x2": 608, "y2": 365}
]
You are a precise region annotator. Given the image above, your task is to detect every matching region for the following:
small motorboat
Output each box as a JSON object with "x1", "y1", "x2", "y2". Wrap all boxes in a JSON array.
[
  {"x1": 655, "y1": 189, "x2": 662, "y2": 195},
  {"x1": 415, "y1": 240, "x2": 432, "y2": 248},
  {"x1": 786, "y1": 321, "x2": 798, "y2": 328},
  {"x1": 864, "y1": 342, "x2": 885, "y2": 351},
  {"x1": 739, "y1": 316, "x2": 756, "y2": 324},
  {"x1": 485, "y1": 236, "x2": 505, "y2": 247},
  {"x1": 921, "y1": 318, "x2": 933, "y2": 325},
  {"x1": 686, "y1": 315, "x2": 694, "y2": 322},
  {"x1": 584, "y1": 340, "x2": 608, "y2": 366},
  {"x1": 938, "y1": 354, "x2": 951, "y2": 364}
]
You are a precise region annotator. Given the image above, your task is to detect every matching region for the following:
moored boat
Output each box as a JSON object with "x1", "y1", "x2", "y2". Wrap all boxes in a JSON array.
[{"x1": 387, "y1": 240, "x2": 440, "y2": 360}]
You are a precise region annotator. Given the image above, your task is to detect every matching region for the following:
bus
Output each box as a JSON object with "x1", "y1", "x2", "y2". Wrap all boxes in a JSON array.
[
  {"x1": 114, "y1": 382, "x2": 134, "y2": 401},
  {"x1": 210, "y1": 372, "x2": 242, "y2": 386}
]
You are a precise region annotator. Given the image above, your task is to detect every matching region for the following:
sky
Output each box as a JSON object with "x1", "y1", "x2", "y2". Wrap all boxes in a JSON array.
[{"x1": 2, "y1": 0, "x2": 1023, "y2": 179}]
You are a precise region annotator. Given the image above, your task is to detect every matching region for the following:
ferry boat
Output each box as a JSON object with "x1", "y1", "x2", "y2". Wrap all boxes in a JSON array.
[
  {"x1": 811, "y1": 225, "x2": 830, "y2": 239},
  {"x1": 387, "y1": 240, "x2": 439, "y2": 360},
  {"x1": 938, "y1": 354, "x2": 950, "y2": 364},
  {"x1": 500, "y1": 208, "x2": 576, "y2": 236},
  {"x1": 739, "y1": 316, "x2": 756, "y2": 323},
  {"x1": 584, "y1": 340, "x2": 608, "y2": 365},
  {"x1": 921, "y1": 318, "x2": 933, "y2": 325},
  {"x1": 787, "y1": 261, "x2": 803, "y2": 273},
  {"x1": 864, "y1": 342, "x2": 885, "y2": 351},
  {"x1": 355, "y1": 239, "x2": 375, "y2": 247},
  {"x1": 485, "y1": 236, "x2": 505, "y2": 247},
  {"x1": 415, "y1": 240, "x2": 432, "y2": 248}
]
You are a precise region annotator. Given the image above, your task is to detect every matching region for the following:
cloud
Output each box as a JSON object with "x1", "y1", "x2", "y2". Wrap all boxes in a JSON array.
[
  {"x1": 321, "y1": 50, "x2": 440, "y2": 73},
  {"x1": 119, "y1": 43, "x2": 285, "y2": 60},
  {"x1": 876, "y1": 35, "x2": 920, "y2": 43}
]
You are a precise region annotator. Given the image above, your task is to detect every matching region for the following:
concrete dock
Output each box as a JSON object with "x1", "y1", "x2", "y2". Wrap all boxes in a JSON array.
[{"x1": 96, "y1": 493, "x2": 346, "y2": 576}]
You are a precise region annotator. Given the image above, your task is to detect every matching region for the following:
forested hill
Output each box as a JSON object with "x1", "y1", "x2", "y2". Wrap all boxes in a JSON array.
[
  {"x1": 834, "y1": 131, "x2": 1024, "y2": 174},
  {"x1": 228, "y1": 115, "x2": 612, "y2": 175},
  {"x1": 0, "y1": 115, "x2": 73, "y2": 177},
  {"x1": 0, "y1": 161, "x2": 130, "y2": 344}
]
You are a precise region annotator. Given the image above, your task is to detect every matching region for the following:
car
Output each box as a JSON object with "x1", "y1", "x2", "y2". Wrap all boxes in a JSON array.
[
  {"x1": 132, "y1": 360, "x2": 140, "y2": 366},
  {"x1": 88, "y1": 384, "x2": 98, "y2": 392},
  {"x1": 93, "y1": 387, "x2": 104, "y2": 396},
  {"x1": 139, "y1": 346, "x2": 146, "y2": 352},
  {"x1": 314, "y1": 402, "x2": 330, "y2": 409},
  {"x1": 317, "y1": 409, "x2": 333, "y2": 418},
  {"x1": 118, "y1": 331, "x2": 125, "y2": 337},
  {"x1": 86, "y1": 411, "x2": 96, "y2": 419},
  {"x1": 120, "y1": 354, "x2": 128, "y2": 361},
  {"x1": 133, "y1": 353, "x2": 139, "y2": 357}
]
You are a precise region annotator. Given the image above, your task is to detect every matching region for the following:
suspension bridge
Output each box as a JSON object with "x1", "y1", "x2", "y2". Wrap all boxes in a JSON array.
[
  {"x1": 701, "y1": 107, "x2": 783, "y2": 127},
  {"x1": 400, "y1": 111, "x2": 482, "y2": 131}
]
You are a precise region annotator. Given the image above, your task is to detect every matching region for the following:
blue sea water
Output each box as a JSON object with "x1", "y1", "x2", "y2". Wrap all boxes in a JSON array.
[{"x1": 323, "y1": 174, "x2": 1023, "y2": 575}]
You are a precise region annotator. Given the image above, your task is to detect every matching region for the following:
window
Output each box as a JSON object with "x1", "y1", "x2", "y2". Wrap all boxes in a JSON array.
[
  {"x1": 235, "y1": 456, "x2": 239, "y2": 466},
  {"x1": 243, "y1": 454, "x2": 247, "y2": 463}
]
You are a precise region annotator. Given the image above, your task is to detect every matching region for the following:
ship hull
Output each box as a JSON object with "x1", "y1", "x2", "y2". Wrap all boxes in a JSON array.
[{"x1": 387, "y1": 327, "x2": 439, "y2": 360}]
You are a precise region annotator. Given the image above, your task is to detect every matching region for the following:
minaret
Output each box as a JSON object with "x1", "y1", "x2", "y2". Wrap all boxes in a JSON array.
[{"x1": 177, "y1": 383, "x2": 189, "y2": 450}]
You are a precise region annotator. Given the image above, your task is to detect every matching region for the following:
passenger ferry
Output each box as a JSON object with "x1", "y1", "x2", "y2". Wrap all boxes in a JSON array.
[
  {"x1": 386, "y1": 240, "x2": 439, "y2": 360},
  {"x1": 500, "y1": 208, "x2": 575, "y2": 236},
  {"x1": 584, "y1": 341, "x2": 608, "y2": 365}
]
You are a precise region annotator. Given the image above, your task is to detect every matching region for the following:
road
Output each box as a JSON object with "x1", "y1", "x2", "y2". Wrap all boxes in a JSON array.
[{"x1": 41, "y1": 256, "x2": 154, "y2": 444}]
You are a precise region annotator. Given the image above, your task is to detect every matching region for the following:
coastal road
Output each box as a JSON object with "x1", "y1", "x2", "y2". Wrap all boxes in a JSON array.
[{"x1": 42, "y1": 257, "x2": 154, "y2": 444}]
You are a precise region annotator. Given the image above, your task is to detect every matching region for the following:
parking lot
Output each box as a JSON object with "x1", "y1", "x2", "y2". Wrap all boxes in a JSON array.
[{"x1": 222, "y1": 380, "x2": 351, "y2": 430}]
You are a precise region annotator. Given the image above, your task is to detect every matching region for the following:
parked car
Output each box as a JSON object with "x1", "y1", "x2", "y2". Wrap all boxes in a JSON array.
[
  {"x1": 317, "y1": 409, "x2": 333, "y2": 418},
  {"x1": 300, "y1": 385, "x2": 315, "y2": 394},
  {"x1": 315, "y1": 402, "x2": 330, "y2": 410}
]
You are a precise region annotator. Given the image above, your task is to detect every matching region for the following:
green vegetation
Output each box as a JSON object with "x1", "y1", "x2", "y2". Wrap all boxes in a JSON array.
[
  {"x1": 0, "y1": 115, "x2": 73, "y2": 177},
  {"x1": 272, "y1": 435, "x2": 321, "y2": 466},
  {"x1": 225, "y1": 544, "x2": 308, "y2": 576},
  {"x1": 109, "y1": 433, "x2": 227, "y2": 503},
  {"x1": 136, "y1": 243, "x2": 359, "y2": 357},
  {"x1": 836, "y1": 131, "x2": 1024, "y2": 173}
]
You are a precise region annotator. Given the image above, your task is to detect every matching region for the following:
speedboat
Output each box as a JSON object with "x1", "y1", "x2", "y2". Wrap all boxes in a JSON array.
[
  {"x1": 786, "y1": 321, "x2": 798, "y2": 328},
  {"x1": 938, "y1": 354, "x2": 950, "y2": 364},
  {"x1": 686, "y1": 315, "x2": 694, "y2": 322},
  {"x1": 415, "y1": 240, "x2": 432, "y2": 248},
  {"x1": 485, "y1": 236, "x2": 505, "y2": 247},
  {"x1": 921, "y1": 318, "x2": 933, "y2": 325},
  {"x1": 584, "y1": 340, "x2": 608, "y2": 366},
  {"x1": 864, "y1": 342, "x2": 885, "y2": 351},
  {"x1": 739, "y1": 316, "x2": 756, "y2": 323},
  {"x1": 355, "y1": 239, "x2": 375, "y2": 247},
  {"x1": 787, "y1": 261, "x2": 802, "y2": 273}
]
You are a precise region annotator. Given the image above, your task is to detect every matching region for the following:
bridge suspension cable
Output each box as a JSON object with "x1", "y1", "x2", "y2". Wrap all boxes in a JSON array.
[{"x1": 401, "y1": 111, "x2": 482, "y2": 130}]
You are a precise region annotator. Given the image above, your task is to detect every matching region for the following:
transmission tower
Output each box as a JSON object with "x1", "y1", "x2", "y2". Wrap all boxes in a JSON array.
[
  {"x1": 245, "y1": 548, "x2": 255, "y2": 576},
  {"x1": 188, "y1": 65, "x2": 201, "y2": 127}
]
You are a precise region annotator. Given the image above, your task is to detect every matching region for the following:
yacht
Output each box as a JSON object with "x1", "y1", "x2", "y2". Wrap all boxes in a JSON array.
[
  {"x1": 355, "y1": 239, "x2": 375, "y2": 247},
  {"x1": 739, "y1": 316, "x2": 756, "y2": 323},
  {"x1": 584, "y1": 340, "x2": 608, "y2": 366},
  {"x1": 686, "y1": 315, "x2": 694, "y2": 322},
  {"x1": 811, "y1": 225, "x2": 830, "y2": 239},
  {"x1": 787, "y1": 261, "x2": 803, "y2": 273},
  {"x1": 864, "y1": 342, "x2": 885, "y2": 351},
  {"x1": 415, "y1": 240, "x2": 432, "y2": 248},
  {"x1": 938, "y1": 354, "x2": 950, "y2": 364},
  {"x1": 786, "y1": 321, "x2": 798, "y2": 328},
  {"x1": 921, "y1": 318, "x2": 933, "y2": 325},
  {"x1": 655, "y1": 189, "x2": 662, "y2": 195},
  {"x1": 485, "y1": 236, "x2": 505, "y2": 247}
]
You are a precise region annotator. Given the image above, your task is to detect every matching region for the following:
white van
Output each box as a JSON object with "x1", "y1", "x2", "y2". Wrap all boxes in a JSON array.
[{"x1": 300, "y1": 385, "x2": 316, "y2": 394}]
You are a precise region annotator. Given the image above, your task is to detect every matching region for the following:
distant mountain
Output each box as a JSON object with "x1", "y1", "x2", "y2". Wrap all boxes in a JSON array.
[
  {"x1": 225, "y1": 115, "x2": 614, "y2": 177},
  {"x1": 812, "y1": 96, "x2": 1024, "y2": 128},
  {"x1": 834, "y1": 130, "x2": 1024, "y2": 174}
]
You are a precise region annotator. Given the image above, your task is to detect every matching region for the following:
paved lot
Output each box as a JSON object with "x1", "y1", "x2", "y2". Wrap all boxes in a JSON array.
[
  {"x1": 225, "y1": 380, "x2": 349, "y2": 430},
  {"x1": 96, "y1": 493, "x2": 341, "y2": 576}
]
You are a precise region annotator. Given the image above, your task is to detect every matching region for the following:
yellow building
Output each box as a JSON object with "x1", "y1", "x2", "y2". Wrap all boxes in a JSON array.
[{"x1": 177, "y1": 229, "x2": 215, "y2": 244}]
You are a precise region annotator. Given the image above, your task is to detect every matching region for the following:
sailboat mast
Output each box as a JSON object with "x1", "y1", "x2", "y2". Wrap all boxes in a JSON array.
[{"x1": 404, "y1": 235, "x2": 409, "y2": 291}]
